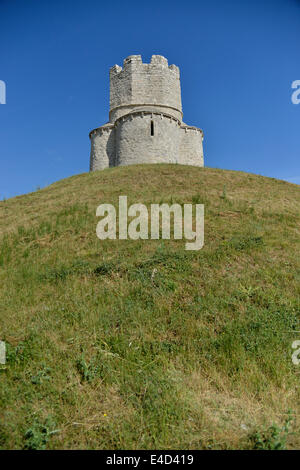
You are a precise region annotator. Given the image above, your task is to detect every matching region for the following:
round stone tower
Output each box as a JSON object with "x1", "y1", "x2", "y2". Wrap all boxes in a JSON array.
[
  {"x1": 109, "y1": 54, "x2": 182, "y2": 122},
  {"x1": 89, "y1": 55, "x2": 204, "y2": 170}
]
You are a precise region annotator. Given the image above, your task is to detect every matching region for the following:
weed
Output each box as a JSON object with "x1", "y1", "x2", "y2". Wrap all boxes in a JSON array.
[
  {"x1": 249, "y1": 412, "x2": 294, "y2": 450},
  {"x1": 24, "y1": 417, "x2": 59, "y2": 450}
]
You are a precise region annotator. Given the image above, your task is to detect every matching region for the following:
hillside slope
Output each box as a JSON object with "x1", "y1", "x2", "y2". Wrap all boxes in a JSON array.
[{"x1": 0, "y1": 164, "x2": 299, "y2": 449}]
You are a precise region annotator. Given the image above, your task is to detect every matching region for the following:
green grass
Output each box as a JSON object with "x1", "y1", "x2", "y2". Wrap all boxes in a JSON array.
[{"x1": 0, "y1": 164, "x2": 299, "y2": 449}]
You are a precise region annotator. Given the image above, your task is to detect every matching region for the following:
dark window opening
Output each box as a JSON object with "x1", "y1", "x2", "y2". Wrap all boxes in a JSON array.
[{"x1": 151, "y1": 120, "x2": 154, "y2": 136}]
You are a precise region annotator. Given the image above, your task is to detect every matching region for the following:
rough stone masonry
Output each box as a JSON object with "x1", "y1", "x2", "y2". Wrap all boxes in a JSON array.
[{"x1": 89, "y1": 55, "x2": 204, "y2": 170}]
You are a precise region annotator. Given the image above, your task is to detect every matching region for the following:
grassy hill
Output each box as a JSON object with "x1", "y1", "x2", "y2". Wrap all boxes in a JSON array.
[{"x1": 0, "y1": 164, "x2": 299, "y2": 450}]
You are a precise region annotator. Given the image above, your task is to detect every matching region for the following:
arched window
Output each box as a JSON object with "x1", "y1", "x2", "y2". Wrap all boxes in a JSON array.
[{"x1": 151, "y1": 120, "x2": 154, "y2": 136}]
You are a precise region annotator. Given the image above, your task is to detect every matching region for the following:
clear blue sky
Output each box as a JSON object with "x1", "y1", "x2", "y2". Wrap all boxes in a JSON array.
[{"x1": 1, "y1": 0, "x2": 299, "y2": 199}]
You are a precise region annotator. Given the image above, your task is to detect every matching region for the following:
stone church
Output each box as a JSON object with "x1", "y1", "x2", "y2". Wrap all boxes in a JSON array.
[{"x1": 89, "y1": 55, "x2": 204, "y2": 170}]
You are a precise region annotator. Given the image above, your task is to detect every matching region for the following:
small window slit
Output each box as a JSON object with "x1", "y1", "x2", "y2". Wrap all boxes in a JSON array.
[{"x1": 151, "y1": 120, "x2": 154, "y2": 136}]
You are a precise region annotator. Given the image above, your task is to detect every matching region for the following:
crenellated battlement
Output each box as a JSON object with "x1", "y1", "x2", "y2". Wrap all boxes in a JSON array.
[{"x1": 110, "y1": 55, "x2": 180, "y2": 76}]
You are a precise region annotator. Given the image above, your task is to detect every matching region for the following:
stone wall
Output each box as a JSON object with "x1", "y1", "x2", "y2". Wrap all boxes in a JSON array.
[
  {"x1": 115, "y1": 111, "x2": 181, "y2": 167},
  {"x1": 90, "y1": 118, "x2": 204, "y2": 170},
  {"x1": 89, "y1": 125, "x2": 115, "y2": 171},
  {"x1": 179, "y1": 126, "x2": 204, "y2": 167}
]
